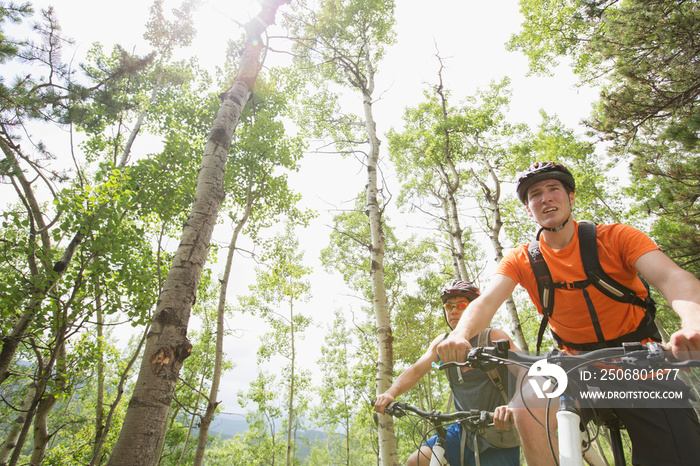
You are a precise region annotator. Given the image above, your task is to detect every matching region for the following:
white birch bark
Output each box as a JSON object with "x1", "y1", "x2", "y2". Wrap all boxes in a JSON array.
[
  {"x1": 286, "y1": 299, "x2": 296, "y2": 466},
  {"x1": 0, "y1": 384, "x2": 36, "y2": 465},
  {"x1": 438, "y1": 161, "x2": 470, "y2": 281},
  {"x1": 362, "y1": 59, "x2": 398, "y2": 466},
  {"x1": 433, "y1": 68, "x2": 470, "y2": 281},
  {"x1": 439, "y1": 193, "x2": 462, "y2": 279}
]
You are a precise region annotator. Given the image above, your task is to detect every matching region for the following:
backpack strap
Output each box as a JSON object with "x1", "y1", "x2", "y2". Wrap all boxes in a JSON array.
[
  {"x1": 460, "y1": 329, "x2": 521, "y2": 452},
  {"x1": 573, "y1": 222, "x2": 660, "y2": 350},
  {"x1": 459, "y1": 427, "x2": 482, "y2": 466},
  {"x1": 477, "y1": 329, "x2": 509, "y2": 404},
  {"x1": 578, "y1": 222, "x2": 656, "y2": 315},
  {"x1": 527, "y1": 241, "x2": 555, "y2": 354}
]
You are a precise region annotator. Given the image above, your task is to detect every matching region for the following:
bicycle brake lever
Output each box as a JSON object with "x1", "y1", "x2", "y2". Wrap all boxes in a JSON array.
[
  {"x1": 383, "y1": 402, "x2": 406, "y2": 418},
  {"x1": 620, "y1": 341, "x2": 665, "y2": 365},
  {"x1": 492, "y1": 339, "x2": 511, "y2": 358},
  {"x1": 479, "y1": 410, "x2": 491, "y2": 424},
  {"x1": 645, "y1": 341, "x2": 665, "y2": 361},
  {"x1": 433, "y1": 360, "x2": 471, "y2": 370},
  {"x1": 467, "y1": 347, "x2": 499, "y2": 371}
]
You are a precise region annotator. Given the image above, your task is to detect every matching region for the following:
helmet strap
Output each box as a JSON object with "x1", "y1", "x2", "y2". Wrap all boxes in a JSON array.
[
  {"x1": 536, "y1": 214, "x2": 571, "y2": 240},
  {"x1": 443, "y1": 312, "x2": 453, "y2": 330}
]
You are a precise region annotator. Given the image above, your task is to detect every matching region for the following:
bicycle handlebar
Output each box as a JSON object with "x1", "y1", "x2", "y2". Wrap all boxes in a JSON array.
[
  {"x1": 382, "y1": 401, "x2": 493, "y2": 426},
  {"x1": 437, "y1": 340, "x2": 700, "y2": 372}
]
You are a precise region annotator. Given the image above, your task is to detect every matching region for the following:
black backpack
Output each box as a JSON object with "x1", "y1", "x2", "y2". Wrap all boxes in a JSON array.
[{"x1": 528, "y1": 221, "x2": 661, "y2": 353}]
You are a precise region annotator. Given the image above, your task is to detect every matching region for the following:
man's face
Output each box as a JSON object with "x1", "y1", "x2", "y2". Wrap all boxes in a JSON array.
[
  {"x1": 444, "y1": 296, "x2": 470, "y2": 329},
  {"x1": 525, "y1": 179, "x2": 575, "y2": 228}
]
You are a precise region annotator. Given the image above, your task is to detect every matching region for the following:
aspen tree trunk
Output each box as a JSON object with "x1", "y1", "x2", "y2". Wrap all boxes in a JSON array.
[
  {"x1": 0, "y1": 383, "x2": 35, "y2": 465},
  {"x1": 435, "y1": 160, "x2": 470, "y2": 282},
  {"x1": 30, "y1": 393, "x2": 57, "y2": 465},
  {"x1": 440, "y1": 195, "x2": 463, "y2": 279},
  {"x1": 435, "y1": 69, "x2": 470, "y2": 282},
  {"x1": 9, "y1": 303, "x2": 69, "y2": 466},
  {"x1": 473, "y1": 153, "x2": 529, "y2": 350},
  {"x1": 286, "y1": 299, "x2": 296, "y2": 466},
  {"x1": 0, "y1": 139, "x2": 53, "y2": 386},
  {"x1": 30, "y1": 336, "x2": 68, "y2": 465},
  {"x1": 443, "y1": 177, "x2": 469, "y2": 280},
  {"x1": 106, "y1": 3, "x2": 288, "y2": 464},
  {"x1": 193, "y1": 180, "x2": 255, "y2": 466},
  {"x1": 362, "y1": 59, "x2": 398, "y2": 466},
  {"x1": 8, "y1": 352, "x2": 60, "y2": 466},
  {"x1": 95, "y1": 290, "x2": 106, "y2": 449}
]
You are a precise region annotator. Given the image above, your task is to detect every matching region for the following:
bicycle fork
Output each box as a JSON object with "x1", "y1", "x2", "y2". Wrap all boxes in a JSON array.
[
  {"x1": 557, "y1": 394, "x2": 584, "y2": 466},
  {"x1": 428, "y1": 425, "x2": 449, "y2": 466},
  {"x1": 557, "y1": 394, "x2": 609, "y2": 466}
]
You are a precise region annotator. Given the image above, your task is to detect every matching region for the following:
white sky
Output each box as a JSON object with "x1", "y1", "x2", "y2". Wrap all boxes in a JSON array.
[{"x1": 13, "y1": 0, "x2": 607, "y2": 418}]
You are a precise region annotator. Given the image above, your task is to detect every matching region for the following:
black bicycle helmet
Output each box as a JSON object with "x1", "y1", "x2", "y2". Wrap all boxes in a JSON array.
[
  {"x1": 440, "y1": 279, "x2": 481, "y2": 303},
  {"x1": 515, "y1": 162, "x2": 576, "y2": 205}
]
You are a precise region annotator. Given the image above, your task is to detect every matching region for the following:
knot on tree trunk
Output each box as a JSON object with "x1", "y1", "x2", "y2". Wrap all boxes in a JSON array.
[
  {"x1": 175, "y1": 340, "x2": 193, "y2": 363},
  {"x1": 371, "y1": 259, "x2": 383, "y2": 272},
  {"x1": 148, "y1": 340, "x2": 192, "y2": 375},
  {"x1": 154, "y1": 308, "x2": 181, "y2": 327},
  {"x1": 376, "y1": 325, "x2": 393, "y2": 340}
]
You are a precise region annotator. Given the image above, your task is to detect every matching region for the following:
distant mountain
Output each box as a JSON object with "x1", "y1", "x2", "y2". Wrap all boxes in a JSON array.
[
  {"x1": 204, "y1": 415, "x2": 331, "y2": 460},
  {"x1": 206, "y1": 415, "x2": 249, "y2": 439}
]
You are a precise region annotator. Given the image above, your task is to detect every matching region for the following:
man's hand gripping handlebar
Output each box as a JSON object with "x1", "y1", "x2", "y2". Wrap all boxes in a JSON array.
[
  {"x1": 435, "y1": 338, "x2": 511, "y2": 371},
  {"x1": 435, "y1": 334, "x2": 472, "y2": 368}
]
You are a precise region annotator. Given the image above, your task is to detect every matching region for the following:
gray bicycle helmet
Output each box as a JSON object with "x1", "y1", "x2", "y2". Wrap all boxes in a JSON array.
[
  {"x1": 440, "y1": 279, "x2": 481, "y2": 303},
  {"x1": 516, "y1": 162, "x2": 576, "y2": 205}
]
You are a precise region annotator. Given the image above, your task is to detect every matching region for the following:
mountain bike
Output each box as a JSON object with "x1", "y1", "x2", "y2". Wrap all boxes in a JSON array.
[
  {"x1": 380, "y1": 401, "x2": 499, "y2": 466},
  {"x1": 440, "y1": 339, "x2": 700, "y2": 466}
]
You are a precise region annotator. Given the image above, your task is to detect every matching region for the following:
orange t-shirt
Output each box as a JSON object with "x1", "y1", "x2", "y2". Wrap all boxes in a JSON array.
[{"x1": 497, "y1": 222, "x2": 660, "y2": 345}]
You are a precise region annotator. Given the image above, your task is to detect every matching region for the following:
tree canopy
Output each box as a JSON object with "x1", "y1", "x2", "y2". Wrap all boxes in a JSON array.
[{"x1": 1, "y1": 1, "x2": 699, "y2": 464}]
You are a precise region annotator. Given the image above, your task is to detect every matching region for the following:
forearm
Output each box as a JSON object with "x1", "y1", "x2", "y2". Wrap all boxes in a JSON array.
[
  {"x1": 459, "y1": 275, "x2": 515, "y2": 340},
  {"x1": 451, "y1": 301, "x2": 495, "y2": 341},
  {"x1": 638, "y1": 250, "x2": 700, "y2": 321},
  {"x1": 638, "y1": 251, "x2": 700, "y2": 355},
  {"x1": 374, "y1": 360, "x2": 432, "y2": 413},
  {"x1": 666, "y1": 270, "x2": 700, "y2": 323}
]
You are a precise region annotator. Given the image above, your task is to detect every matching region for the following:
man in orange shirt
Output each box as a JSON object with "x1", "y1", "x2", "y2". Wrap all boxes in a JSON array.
[{"x1": 437, "y1": 162, "x2": 700, "y2": 465}]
